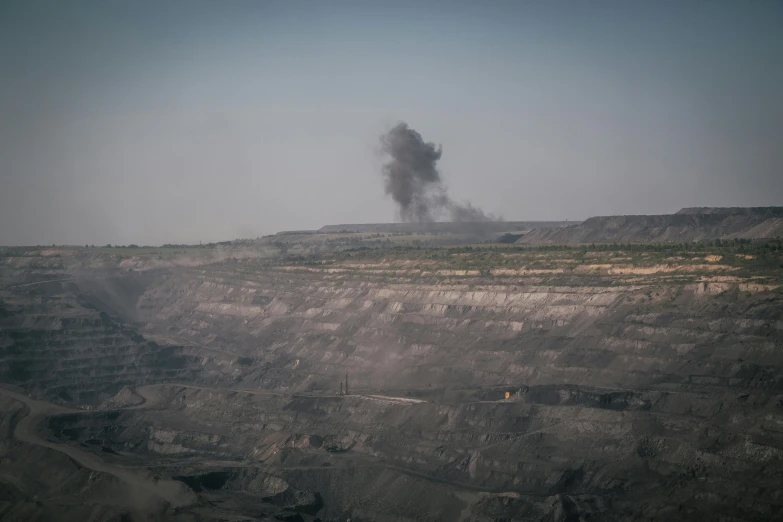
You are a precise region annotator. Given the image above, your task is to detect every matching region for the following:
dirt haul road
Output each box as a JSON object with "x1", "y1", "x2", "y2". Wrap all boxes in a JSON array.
[
  {"x1": 133, "y1": 383, "x2": 428, "y2": 405},
  {"x1": 0, "y1": 387, "x2": 196, "y2": 513}
]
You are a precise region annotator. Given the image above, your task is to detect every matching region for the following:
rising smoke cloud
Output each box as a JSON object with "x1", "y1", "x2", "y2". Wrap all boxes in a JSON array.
[{"x1": 379, "y1": 122, "x2": 498, "y2": 223}]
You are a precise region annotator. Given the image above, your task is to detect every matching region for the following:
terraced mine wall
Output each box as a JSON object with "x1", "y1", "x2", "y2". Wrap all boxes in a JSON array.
[
  {"x1": 0, "y1": 273, "x2": 200, "y2": 405},
  {"x1": 1, "y1": 245, "x2": 783, "y2": 520}
]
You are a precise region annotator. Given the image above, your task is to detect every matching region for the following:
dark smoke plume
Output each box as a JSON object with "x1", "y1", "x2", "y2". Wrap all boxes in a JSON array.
[{"x1": 379, "y1": 122, "x2": 498, "y2": 223}]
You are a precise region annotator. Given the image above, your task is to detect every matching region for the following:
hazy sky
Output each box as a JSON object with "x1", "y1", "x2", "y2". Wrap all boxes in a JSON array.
[{"x1": 1, "y1": 0, "x2": 781, "y2": 245}]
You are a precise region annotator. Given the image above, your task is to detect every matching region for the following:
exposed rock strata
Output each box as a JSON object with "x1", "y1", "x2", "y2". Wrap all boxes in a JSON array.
[{"x1": 0, "y1": 247, "x2": 782, "y2": 520}]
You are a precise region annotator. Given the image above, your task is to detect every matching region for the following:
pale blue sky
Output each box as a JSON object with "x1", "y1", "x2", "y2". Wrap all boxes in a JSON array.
[{"x1": 1, "y1": 0, "x2": 781, "y2": 245}]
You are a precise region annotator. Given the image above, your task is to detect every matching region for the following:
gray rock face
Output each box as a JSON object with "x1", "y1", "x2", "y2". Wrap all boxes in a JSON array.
[
  {"x1": 518, "y1": 207, "x2": 783, "y2": 244},
  {"x1": 1, "y1": 245, "x2": 782, "y2": 521},
  {"x1": 675, "y1": 206, "x2": 783, "y2": 216}
]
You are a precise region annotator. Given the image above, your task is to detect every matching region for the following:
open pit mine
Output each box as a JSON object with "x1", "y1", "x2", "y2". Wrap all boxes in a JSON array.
[{"x1": 1, "y1": 209, "x2": 783, "y2": 521}]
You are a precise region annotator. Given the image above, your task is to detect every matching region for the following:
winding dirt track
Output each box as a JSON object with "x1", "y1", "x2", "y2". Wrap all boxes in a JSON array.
[
  {"x1": 0, "y1": 381, "x2": 505, "y2": 515},
  {"x1": 0, "y1": 387, "x2": 196, "y2": 512}
]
